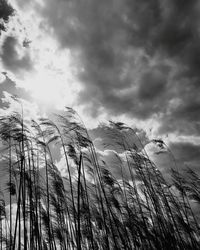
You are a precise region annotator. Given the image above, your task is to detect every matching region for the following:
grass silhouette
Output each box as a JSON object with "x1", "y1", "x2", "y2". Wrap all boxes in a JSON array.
[{"x1": 0, "y1": 105, "x2": 199, "y2": 249}]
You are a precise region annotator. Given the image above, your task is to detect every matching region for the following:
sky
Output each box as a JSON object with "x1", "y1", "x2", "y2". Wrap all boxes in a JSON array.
[{"x1": 0, "y1": 0, "x2": 200, "y2": 178}]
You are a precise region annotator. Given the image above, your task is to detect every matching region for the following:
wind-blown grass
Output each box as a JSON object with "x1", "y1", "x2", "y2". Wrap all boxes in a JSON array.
[{"x1": 0, "y1": 107, "x2": 199, "y2": 249}]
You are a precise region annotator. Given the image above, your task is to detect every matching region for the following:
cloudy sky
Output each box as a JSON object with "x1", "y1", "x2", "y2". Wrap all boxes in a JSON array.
[{"x1": 1, "y1": 0, "x2": 200, "y2": 177}]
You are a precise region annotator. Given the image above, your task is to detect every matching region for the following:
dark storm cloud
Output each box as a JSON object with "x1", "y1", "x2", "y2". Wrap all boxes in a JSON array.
[
  {"x1": 1, "y1": 36, "x2": 33, "y2": 74},
  {"x1": 0, "y1": 0, "x2": 14, "y2": 33},
  {"x1": 90, "y1": 128, "x2": 200, "y2": 180},
  {"x1": 89, "y1": 124, "x2": 149, "y2": 154},
  {"x1": 138, "y1": 65, "x2": 169, "y2": 101},
  {"x1": 158, "y1": 80, "x2": 200, "y2": 136},
  {"x1": 144, "y1": 140, "x2": 200, "y2": 180},
  {"x1": 39, "y1": 0, "x2": 200, "y2": 135},
  {"x1": 170, "y1": 142, "x2": 200, "y2": 171},
  {"x1": 163, "y1": 142, "x2": 200, "y2": 177}
]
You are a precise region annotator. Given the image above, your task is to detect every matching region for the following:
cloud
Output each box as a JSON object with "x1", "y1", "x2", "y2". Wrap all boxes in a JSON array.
[
  {"x1": 1, "y1": 0, "x2": 199, "y2": 158},
  {"x1": 0, "y1": 73, "x2": 6, "y2": 83},
  {"x1": 1, "y1": 36, "x2": 33, "y2": 75},
  {"x1": 0, "y1": 91, "x2": 40, "y2": 122},
  {"x1": 97, "y1": 149, "x2": 131, "y2": 181},
  {"x1": 0, "y1": 74, "x2": 29, "y2": 107},
  {"x1": 144, "y1": 140, "x2": 200, "y2": 179},
  {"x1": 170, "y1": 142, "x2": 200, "y2": 172},
  {"x1": 0, "y1": 0, "x2": 14, "y2": 33},
  {"x1": 56, "y1": 152, "x2": 77, "y2": 178},
  {"x1": 89, "y1": 123, "x2": 149, "y2": 154},
  {"x1": 26, "y1": 0, "x2": 198, "y2": 139},
  {"x1": 158, "y1": 81, "x2": 200, "y2": 136},
  {"x1": 138, "y1": 65, "x2": 169, "y2": 101}
]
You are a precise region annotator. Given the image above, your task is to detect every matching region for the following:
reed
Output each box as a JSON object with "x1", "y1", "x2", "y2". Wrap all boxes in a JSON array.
[{"x1": 0, "y1": 106, "x2": 199, "y2": 249}]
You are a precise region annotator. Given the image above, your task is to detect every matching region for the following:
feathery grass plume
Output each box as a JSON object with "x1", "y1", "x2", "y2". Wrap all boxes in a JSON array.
[{"x1": 0, "y1": 105, "x2": 199, "y2": 249}]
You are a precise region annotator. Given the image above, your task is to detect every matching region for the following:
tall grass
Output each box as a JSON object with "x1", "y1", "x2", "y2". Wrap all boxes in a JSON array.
[{"x1": 0, "y1": 107, "x2": 199, "y2": 249}]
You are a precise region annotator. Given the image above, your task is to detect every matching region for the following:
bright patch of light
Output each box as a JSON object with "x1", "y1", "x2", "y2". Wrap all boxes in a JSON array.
[
  {"x1": 27, "y1": 72, "x2": 65, "y2": 104},
  {"x1": 22, "y1": 69, "x2": 81, "y2": 110},
  {"x1": 0, "y1": 73, "x2": 6, "y2": 84}
]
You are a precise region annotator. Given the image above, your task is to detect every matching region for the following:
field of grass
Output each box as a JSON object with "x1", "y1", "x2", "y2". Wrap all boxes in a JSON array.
[{"x1": 0, "y1": 106, "x2": 199, "y2": 249}]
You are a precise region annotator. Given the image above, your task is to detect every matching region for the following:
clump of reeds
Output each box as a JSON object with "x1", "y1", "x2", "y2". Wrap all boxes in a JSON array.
[{"x1": 0, "y1": 105, "x2": 199, "y2": 249}]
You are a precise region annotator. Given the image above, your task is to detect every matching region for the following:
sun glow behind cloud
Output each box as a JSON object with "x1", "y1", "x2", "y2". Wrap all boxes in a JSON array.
[
  {"x1": 2, "y1": 0, "x2": 200, "y2": 144},
  {"x1": 24, "y1": 70, "x2": 81, "y2": 109},
  {"x1": 0, "y1": 0, "x2": 200, "y2": 206},
  {"x1": 0, "y1": 0, "x2": 83, "y2": 114},
  {"x1": 0, "y1": 0, "x2": 155, "y2": 129}
]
